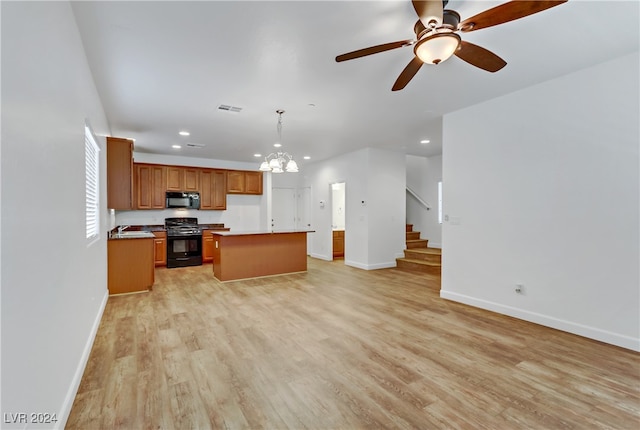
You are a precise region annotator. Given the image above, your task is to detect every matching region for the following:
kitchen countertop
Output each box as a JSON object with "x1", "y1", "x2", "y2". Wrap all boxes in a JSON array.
[
  {"x1": 211, "y1": 230, "x2": 314, "y2": 237},
  {"x1": 109, "y1": 231, "x2": 155, "y2": 240},
  {"x1": 110, "y1": 223, "x2": 229, "y2": 237}
]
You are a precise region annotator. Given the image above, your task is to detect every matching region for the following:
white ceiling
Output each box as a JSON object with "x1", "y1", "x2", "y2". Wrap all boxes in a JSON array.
[{"x1": 71, "y1": 1, "x2": 639, "y2": 167}]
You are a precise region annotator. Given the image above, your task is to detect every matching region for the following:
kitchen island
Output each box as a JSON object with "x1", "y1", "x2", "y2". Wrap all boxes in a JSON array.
[{"x1": 211, "y1": 230, "x2": 312, "y2": 282}]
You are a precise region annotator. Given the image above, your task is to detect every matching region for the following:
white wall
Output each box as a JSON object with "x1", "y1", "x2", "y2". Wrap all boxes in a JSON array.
[
  {"x1": 406, "y1": 154, "x2": 442, "y2": 248},
  {"x1": 303, "y1": 148, "x2": 405, "y2": 269},
  {"x1": 115, "y1": 152, "x2": 268, "y2": 231},
  {"x1": 1, "y1": 2, "x2": 111, "y2": 428},
  {"x1": 441, "y1": 52, "x2": 640, "y2": 351}
]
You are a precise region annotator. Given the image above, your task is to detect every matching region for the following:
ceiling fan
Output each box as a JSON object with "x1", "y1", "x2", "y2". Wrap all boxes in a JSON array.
[{"x1": 335, "y1": 0, "x2": 567, "y2": 91}]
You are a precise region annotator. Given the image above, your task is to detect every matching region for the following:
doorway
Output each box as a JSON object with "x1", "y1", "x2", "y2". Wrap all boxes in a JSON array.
[{"x1": 331, "y1": 182, "x2": 345, "y2": 260}]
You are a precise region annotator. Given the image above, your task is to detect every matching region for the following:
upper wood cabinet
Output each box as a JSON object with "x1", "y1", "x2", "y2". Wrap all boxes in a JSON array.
[
  {"x1": 106, "y1": 137, "x2": 133, "y2": 209},
  {"x1": 135, "y1": 163, "x2": 166, "y2": 209},
  {"x1": 200, "y1": 169, "x2": 227, "y2": 210},
  {"x1": 227, "y1": 170, "x2": 263, "y2": 195},
  {"x1": 166, "y1": 166, "x2": 199, "y2": 191}
]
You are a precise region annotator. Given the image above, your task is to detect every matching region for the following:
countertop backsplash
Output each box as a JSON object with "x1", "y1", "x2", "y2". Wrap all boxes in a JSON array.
[{"x1": 115, "y1": 206, "x2": 263, "y2": 232}]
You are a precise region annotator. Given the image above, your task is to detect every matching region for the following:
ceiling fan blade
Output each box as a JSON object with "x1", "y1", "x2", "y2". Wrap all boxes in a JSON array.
[
  {"x1": 336, "y1": 40, "x2": 413, "y2": 62},
  {"x1": 412, "y1": 0, "x2": 444, "y2": 28},
  {"x1": 460, "y1": 1, "x2": 567, "y2": 32},
  {"x1": 454, "y1": 40, "x2": 506, "y2": 72},
  {"x1": 392, "y1": 57, "x2": 424, "y2": 91}
]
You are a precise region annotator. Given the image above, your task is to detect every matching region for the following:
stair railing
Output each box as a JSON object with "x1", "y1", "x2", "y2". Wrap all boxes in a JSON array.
[{"x1": 406, "y1": 186, "x2": 430, "y2": 210}]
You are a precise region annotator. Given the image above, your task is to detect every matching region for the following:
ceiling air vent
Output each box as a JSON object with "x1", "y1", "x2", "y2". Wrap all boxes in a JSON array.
[
  {"x1": 186, "y1": 143, "x2": 205, "y2": 148},
  {"x1": 217, "y1": 104, "x2": 242, "y2": 113}
]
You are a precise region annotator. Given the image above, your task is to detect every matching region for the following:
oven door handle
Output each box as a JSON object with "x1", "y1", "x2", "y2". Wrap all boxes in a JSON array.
[{"x1": 175, "y1": 257, "x2": 192, "y2": 261}]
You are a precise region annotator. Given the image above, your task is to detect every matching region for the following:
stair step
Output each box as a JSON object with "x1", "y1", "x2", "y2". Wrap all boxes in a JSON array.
[
  {"x1": 406, "y1": 224, "x2": 413, "y2": 232},
  {"x1": 396, "y1": 258, "x2": 441, "y2": 275},
  {"x1": 406, "y1": 239, "x2": 429, "y2": 249},
  {"x1": 404, "y1": 248, "x2": 441, "y2": 263},
  {"x1": 406, "y1": 231, "x2": 421, "y2": 240}
]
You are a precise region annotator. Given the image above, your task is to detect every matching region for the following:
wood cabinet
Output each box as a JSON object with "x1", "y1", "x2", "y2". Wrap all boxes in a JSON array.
[
  {"x1": 131, "y1": 164, "x2": 259, "y2": 211},
  {"x1": 333, "y1": 230, "x2": 344, "y2": 258},
  {"x1": 212, "y1": 231, "x2": 308, "y2": 282},
  {"x1": 108, "y1": 237, "x2": 154, "y2": 294},
  {"x1": 200, "y1": 169, "x2": 227, "y2": 210},
  {"x1": 135, "y1": 163, "x2": 166, "y2": 209},
  {"x1": 166, "y1": 166, "x2": 199, "y2": 191},
  {"x1": 202, "y1": 230, "x2": 215, "y2": 263},
  {"x1": 227, "y1": 170, "x2": 263, "y2": 195},
  {"x1": 153, "y1": 231, "x2": 167, "y2": 266},
  {"x1": 106, "y1": 137, "x2": 133, "y2": 210}
]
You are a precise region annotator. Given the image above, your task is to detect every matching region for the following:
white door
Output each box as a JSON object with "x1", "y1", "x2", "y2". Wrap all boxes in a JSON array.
[
  {"x1": 297, "y1": 187, "x2": 312, "y2": 252},
  {"x1": 297, "y1": 187, "x2": 311, "y2": 230},
  {"x1": 272, "y1": 187, "x2": 296, "y2": 231}
]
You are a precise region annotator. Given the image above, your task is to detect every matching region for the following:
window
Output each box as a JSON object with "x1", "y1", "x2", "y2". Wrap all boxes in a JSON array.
[
  {"x1": 85, "y1": 124, "x2": 100, "y2": 243},
  {"x1": 438, "y1": 180, "x2": 443, "y2": 224}
]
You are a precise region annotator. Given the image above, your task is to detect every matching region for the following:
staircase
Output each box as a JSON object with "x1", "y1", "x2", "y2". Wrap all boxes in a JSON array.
[{"x1": 396, "y1": 224, "x2": 441, "y2": 275}]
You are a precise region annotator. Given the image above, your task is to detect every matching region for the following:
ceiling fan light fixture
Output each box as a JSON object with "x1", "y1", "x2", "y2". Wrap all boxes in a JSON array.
[{"x1": 414, "y1": 32, "x2": 461, "y2": 65}]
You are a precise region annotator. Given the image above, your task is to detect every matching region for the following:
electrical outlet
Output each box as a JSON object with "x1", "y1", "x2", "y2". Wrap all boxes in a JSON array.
[{"x1": 515, "y1": 284, "x2": 524, "y2": 294}]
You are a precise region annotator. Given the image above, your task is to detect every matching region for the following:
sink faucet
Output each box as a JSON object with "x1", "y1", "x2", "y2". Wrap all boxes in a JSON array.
[{"x1": 117, "y1": 225, "x2": 130, "y2": 235}]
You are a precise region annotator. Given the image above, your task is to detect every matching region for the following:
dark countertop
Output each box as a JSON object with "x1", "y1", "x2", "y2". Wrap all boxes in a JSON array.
[{"x1": 111, "y1": 223, "x2": 229, "y2": 234}]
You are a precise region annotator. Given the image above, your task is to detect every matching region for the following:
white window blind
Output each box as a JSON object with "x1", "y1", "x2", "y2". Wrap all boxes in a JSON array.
[{"x1": 85, "y1": 125, "x2": 100, "y2": 242}]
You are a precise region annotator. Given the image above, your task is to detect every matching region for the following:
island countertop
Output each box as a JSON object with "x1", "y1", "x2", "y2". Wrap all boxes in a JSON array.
[{"x1": 210, "y1": 230, "x2": 314, "y2": 237}]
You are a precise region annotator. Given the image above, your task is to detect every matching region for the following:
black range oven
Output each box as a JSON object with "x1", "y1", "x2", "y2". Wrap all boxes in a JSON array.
[{"x1": 165, "y1": 217, "x2": 202, "y2": 268}]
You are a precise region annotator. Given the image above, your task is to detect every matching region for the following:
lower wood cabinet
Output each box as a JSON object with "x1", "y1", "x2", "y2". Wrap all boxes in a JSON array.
[
  {"x1": 153, "y1": 231, "x2": 167, "y2": 266},
  {"x1": 333, "y1": 230, "x2": 344, "y2": 258},
  {"x1": 108, "y1": 238, "x2": 154, "y2": 294},
  {"x1": 202, "y1": 230, "x2": 214, "y2": 263}
]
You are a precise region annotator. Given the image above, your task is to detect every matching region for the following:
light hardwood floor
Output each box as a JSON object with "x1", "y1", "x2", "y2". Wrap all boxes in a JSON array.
[{"x1": 67, "y1": 258, "x2": 640, "y2": 429}]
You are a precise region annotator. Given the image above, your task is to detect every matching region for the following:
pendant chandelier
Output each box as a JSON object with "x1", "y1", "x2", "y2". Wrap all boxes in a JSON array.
[{"x1": 259, "y1": 110, "x2": 299, "y2": 173}]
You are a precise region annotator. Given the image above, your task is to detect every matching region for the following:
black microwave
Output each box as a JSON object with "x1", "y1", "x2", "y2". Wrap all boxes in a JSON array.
[{"x1": 166, "y1": 192, "x2": 200, "y2": 209}]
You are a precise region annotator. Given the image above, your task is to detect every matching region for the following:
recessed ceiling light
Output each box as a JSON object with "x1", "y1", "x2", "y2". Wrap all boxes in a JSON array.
[
  {"x1": 274, "y1": 143, "x2": 282, "y2": 148},
  {"x1": 254, "y1": 153, "x2": 262, "y2": 157},
  {"x1": 172, "y1": 145, "x2": 181, "y2": 149},
  {"x1": 179, "y1": 131, "x2": 190, "y2": 136},
  {"x1": 420, "y1": 139, "x2": 430, "y2": 144},
  {"x1": 303, "y1": 156, "x2": 311, "y2": 160}
]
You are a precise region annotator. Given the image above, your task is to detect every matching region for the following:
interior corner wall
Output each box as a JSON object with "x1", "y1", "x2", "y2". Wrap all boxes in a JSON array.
[
  {"x1": 441, "y1": 52, "x2": 640, "y2": 351},
  {"x1": 303, "y1": 148, "x2": 405, "y2": 269},
  {"x1": 366, "y1": 149, "x2": 406, "y2": 268},
  {"x1": 1, "y1": 2, "x2": 110, "y2": 428},
  {"x1": 406, "y1": 154, "x2": 442, "y2": 248}
]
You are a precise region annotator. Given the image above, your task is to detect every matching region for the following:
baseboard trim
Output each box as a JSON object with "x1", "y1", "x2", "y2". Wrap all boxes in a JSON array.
[
  {"x1": 345, "y1": 260, "x2": 396, "y2": 270},
  {"x1": 310, "y1": 253, "x2": 332, "y2": 261},
  {"x1": 56, "y1": 290, "x2": 109, "y2": 429},
  {"x1": 440, "y1": 290, "x2": 640, "y2": 352}
]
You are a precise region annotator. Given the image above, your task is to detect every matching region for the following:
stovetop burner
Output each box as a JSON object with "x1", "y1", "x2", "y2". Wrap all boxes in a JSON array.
[{"x1": 165, "y1": 217, "x2": 201, "y2": 237}]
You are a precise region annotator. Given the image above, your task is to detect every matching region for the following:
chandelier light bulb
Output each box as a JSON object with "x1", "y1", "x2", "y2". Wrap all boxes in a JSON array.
[{"x1": 258, "y1": 110, "x2": 299, "y2": 173}]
